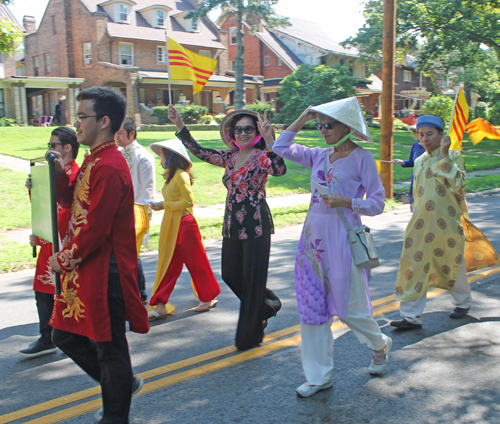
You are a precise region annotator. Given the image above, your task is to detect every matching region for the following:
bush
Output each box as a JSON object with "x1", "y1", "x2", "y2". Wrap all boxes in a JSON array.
[
  {"x1": 244, "y1": 100, "x2": 274, "y2": 120},
  {"x1": 422, "y1": 95, "x2": 454, "y2": 124},
  {"x1": 303, "y1": 121, "x2": 317, "y2": 130},
  {"x1": 201, "y1": 115, "x2": 213, "y2": 124},
  {"x1": 0, "y1": 117, "x2": 17, "y2": 127},
  {"x1": 474, "y1": 102, "x2": 488, "y2": 120},
  {"x1": 277, "y1": 64, "x2": 358, "y2": 124},
  {"x1": 488, "y1": 102, "x2": 500, "y2": 125},
  {"x1": 214, "y1": 114, "x2": 226, "y2": 124},
  {"x1": 151, "y1": 105, "x2": 208, "y2": 125},
  {"x1": 393, "y1": 118, "x2": 407, "y2": 130}
]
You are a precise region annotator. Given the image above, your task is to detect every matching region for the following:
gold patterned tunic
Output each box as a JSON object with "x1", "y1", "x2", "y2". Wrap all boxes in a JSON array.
[{"x1": 395, "y1": 147, "x2": 467, "y2": 302}]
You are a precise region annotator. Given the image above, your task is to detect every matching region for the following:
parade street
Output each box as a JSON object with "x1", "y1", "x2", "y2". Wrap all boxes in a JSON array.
[{"x1": 1, "y1": 192, "x2": 500, "y2": 424}]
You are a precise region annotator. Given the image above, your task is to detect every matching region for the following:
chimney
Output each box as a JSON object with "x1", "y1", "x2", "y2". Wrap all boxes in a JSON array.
[{"x1": 23, "y1": 15, "x2": 36, "y2": 33}]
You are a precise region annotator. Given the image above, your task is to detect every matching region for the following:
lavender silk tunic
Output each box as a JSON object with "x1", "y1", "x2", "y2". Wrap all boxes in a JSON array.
[{"x1": 273, "y1": 131, "x2": 385, "y2": 325}]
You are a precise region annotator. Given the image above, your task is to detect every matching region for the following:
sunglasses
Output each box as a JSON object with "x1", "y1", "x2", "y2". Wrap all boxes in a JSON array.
[
  {"x1": 47, "y1": 142, "x2": 63, "y2": 149},
  {"x1": 234, "y1": 125, "x2": 256, "y2": 135},
  {"x1": 316, "y1": 122, "x2": 342, "y2": 131}
]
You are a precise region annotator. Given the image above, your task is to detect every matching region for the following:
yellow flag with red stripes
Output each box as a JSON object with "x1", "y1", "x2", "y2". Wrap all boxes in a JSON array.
[
  {"x1": 167, "y1": 37, "x2": 218, "y2": 94},
  {"x1": 465, "y1": 117, "x2": 500, "y2": 145},
  {"x1": 448, "y1": 87, "x2": 469, "y2": 151}
]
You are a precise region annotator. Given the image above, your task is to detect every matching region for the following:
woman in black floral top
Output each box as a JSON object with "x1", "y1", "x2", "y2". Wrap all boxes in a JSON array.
[{"x1": 168, "y1": 105, "x2": 286, "y2": 350}]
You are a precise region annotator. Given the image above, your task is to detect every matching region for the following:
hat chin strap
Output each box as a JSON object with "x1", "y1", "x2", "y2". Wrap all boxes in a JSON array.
[
  {"x1": 333, "y1": 129, "x2": 356, "y2": 147},
  {"x1": 163, "y1": 153, "x2": 173, "y2": 169},
  {"x1": 227, "y1": 135, "x2": 262, "y2": 149}
]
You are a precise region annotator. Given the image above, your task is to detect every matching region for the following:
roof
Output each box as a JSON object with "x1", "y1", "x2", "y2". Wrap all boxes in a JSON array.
[
  {"x1": 270, "y1": 17, "x2": 357, "y2": 57},
  {"x1": 255, "y1": 28, "x2": 301, "y2": 71},
  {"x1": 138, "y1": 69, "x2": 260, "y2": 84},
  {"x1": 81, "y1": 0, "x2": 224, "y2": 49},
  {"x1": 0, "y1": 4, "x2": 24, "y2": 32}
]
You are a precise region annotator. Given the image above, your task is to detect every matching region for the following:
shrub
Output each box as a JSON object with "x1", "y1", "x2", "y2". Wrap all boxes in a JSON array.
[
  {"x1": 151, "y1": 105, "x2": 208, "y2": 125},
  {"x1": 244, "y1": 100, "x2": 274, "y2": 120},
  {"x1": 393, "y1": 118, "x2": 407, "y2": 130},
  {"x1": 214, "y1": 114, "x2": 226, "y2": 124},
  {"x1": 475, "y1": 102, "x2": 488, "y2": 120},
  {"x1": 303, "y1": 121, "x2": 317, "y2": 130},
  {"x1": 422, "y1": 95, "x2": 454, "y2": 124},
  {"x1": 201, "y1": 115, "x2": 213, "y2": 124},
  {"x1": 0, "y1": 117, "x2": 18, "y2": 127},
  {"x1": 488, "y1": 102, "x2": 500, "y2": 125}
]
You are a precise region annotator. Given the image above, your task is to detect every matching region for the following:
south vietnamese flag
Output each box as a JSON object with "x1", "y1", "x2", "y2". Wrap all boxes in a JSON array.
[
  {"x1": 166, "y1": 37, "x2": 218, "y2": 95},
  {"x1": 465, "y1": 117, "x2": 500, "y2": 145},
  {"x1": 448, "y1": 87, "x2": 469, "y2": 151}
]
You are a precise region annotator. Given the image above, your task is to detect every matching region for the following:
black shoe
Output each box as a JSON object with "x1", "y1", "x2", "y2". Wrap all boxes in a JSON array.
[
  {"x1": 265, "y1": 291, "x2": 282, "y2": 317},
  {"x1": 390, "y1": 319, "x2": 422, "y2": 330},
  {"x1": 95, "y1": 376, "x2": 143, "y2": 422},
  {"x1": 449, "y1": 307, "x2": 470, "y2": 319},
  {"x1": 19, "y1": 339, "x2": 57, "y2": 358},
  {"x1": 140, "y1": 291, "x2": 148, "y2": 305}
]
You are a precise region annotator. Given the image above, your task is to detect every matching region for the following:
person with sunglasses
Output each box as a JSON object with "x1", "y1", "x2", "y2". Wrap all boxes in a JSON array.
[
  {"x1": 266, "y1": 98, "x2": 390, "y2": 397},
  {"x1": 21, "y1": 127, "x2": 80, "y2": 358},
  {"x1": 167, "y1": 104, "x2": 286, "y2": 351}
]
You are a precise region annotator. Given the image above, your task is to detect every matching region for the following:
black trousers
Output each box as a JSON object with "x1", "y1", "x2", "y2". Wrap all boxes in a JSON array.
[
  {"x1": 221, "y1": 227, "x2": 276, "y2": 350},
  {"x1": 137, "y1": 258, "x2": 146, "y2": 293},
  {"x1": 52, "y1": 273, "x2": 133, "y2": 424},
  {"x1": 35, "y1": 291, "x2": 55, "y2": 345}
]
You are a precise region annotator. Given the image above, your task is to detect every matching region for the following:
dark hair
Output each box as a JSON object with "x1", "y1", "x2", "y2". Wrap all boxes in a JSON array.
[
  {"x1": 76, "y1": 86, "x2": 127, "y2": 135},
  {"x1": 51, "y1": 126, "x2": 79, "y2": 159},
  {"x1": 229, "y1": 113, "x2": 266, "y2": 150},
  {"x1": 122, "y1": 116, "x2": 136, "y2": 139},
  {"x1": 162, "y1": 148, "x2": 194, "y2": 185}
]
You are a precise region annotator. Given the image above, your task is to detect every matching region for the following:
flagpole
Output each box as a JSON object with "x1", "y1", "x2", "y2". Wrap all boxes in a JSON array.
[
  {"x1": 165, "y1": 30, "x2": 172, "y2": 105},
  {"x1": 447, "y1": 87, "x2": 460, "y2": 136}
]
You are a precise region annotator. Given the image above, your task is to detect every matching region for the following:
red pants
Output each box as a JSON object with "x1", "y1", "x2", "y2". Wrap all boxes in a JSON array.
[{"x1": 150, "y1": 214, "x2": 220, "y2": 305}]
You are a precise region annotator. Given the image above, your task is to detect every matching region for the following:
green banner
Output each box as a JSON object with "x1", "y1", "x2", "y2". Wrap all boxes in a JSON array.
[{"x1": 31, "y1": 164, "x2": 53, "y2": 243}]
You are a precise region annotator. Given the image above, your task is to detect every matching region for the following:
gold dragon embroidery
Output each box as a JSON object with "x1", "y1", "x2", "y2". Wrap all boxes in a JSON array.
[{"x1": 58, "y1": 269, "x2": 86, "y2": 321}]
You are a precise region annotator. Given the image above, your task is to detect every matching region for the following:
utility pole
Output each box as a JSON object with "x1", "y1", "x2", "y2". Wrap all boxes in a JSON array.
[{"x1": 380, "y1": 0, "x2": 396, "y2": 199}]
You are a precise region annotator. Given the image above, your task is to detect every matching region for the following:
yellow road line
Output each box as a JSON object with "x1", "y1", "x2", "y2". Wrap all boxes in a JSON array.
[{"x1": 3, "y1": 265, "x2": 499, "y2": 424}]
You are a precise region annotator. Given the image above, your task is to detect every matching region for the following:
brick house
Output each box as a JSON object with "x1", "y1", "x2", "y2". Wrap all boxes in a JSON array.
[
  {"x1": 21, "y1": 0, "x2": 259, "y2": 124},
  {"x1": 215, "y1": 15, "x2": 376, "y2": 112}
]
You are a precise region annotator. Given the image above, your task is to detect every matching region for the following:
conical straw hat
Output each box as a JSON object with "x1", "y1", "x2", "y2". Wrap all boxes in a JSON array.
[
  {"x1": 310, "y1": 97, "x2": 373, "y2": 142},
  {"x1": 149, "y1": 138, "x2": 192, "y2": 164},
  {"x1": 220, "y1": 109, "x2": 261, "y2": 149}
]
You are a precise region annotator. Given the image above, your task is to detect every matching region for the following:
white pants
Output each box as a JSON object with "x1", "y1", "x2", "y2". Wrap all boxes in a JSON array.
[
  {"x1": 399, "y1": 256, "x2": 472, "y2": 325},
  {"x1": 300, "y1": 260, "x2": 387, "y2": 385}
]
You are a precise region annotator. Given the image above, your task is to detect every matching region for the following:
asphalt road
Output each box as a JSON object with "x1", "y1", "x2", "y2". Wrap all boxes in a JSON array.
[{"x1": 1, "y1": 193, "x2": 499, "y2": 424}]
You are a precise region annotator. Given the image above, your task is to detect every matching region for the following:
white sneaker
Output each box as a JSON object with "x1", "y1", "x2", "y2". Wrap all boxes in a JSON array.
[
  {"x1": 296, "y1": 378, "x2": 334, "y2": 397},
  {"x1": 369, "y1": 337, "x2": 392, "y2": 375}
]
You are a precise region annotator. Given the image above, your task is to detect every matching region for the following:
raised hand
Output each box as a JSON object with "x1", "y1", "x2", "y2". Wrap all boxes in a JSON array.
[
  {"x1": 257, "y1": 110, "x2": 274, "y2": 149},
  {"x1": 168, "y1": 104, "x2": 184, "y2": 131},
  {"x1": 441, "y1": 135, "x2": 451, "y2": 157}
]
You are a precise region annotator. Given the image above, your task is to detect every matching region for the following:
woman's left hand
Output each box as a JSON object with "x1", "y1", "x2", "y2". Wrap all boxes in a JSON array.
[
  {"x1": 257, "y1": 111, "x2": 274, "y2": 150},
  {"x1": 321, "y1": 193, "x2": 351, "y2": 209},
  {"x1": 150, "y1": 201, "x2": 164, "y2": 211},
  {"x1": 441, "y1": 135, "x2": 451, "y2": 158}
]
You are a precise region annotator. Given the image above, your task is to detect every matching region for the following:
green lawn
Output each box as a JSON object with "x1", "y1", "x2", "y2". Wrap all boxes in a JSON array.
[{"x1": 0, "y1": 167, "x2": 32, "y2": 230}]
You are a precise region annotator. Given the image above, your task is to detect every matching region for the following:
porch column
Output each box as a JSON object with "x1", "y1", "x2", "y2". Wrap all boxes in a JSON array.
[
  {"x1": 12, "y1": 85, "x2": 22, "y2": 124},
  {"x1": 12, "y1": 84, "x2": 27, "y2": 125},
  {"x1": 20, "y1": 85, "x2": 28, "y2": 125},
  {"x1": 67, "y1": 84, "x2": 78, "y2": 125}
]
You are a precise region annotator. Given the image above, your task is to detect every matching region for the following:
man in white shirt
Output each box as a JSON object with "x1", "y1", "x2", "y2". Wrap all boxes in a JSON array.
[{"x1": 115, "y1": 116, "x2": 156, "y2": 304}]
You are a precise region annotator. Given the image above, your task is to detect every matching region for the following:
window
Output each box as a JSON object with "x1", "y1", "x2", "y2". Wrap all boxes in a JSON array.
[
  {"x1": 403, "y1": 70, "x2": 412, "y2": 82},
  {"x1": 83, "y1": 42, "x2": 92, "y2": 65},
  {"x1": 119, "y1": 43, "x2": 134, "y2": 65},
  {"x1": 263, "y1": 56, "x2": 270, "y2": 67},
  {"x1": 157, "y1": 46, "x2": 166, "y2": 63},
  {"x1": 156, "y1": 10, "x2": 165, "y2": 27},
  {"x1": 119, "y1": 4, "x2": 128, "y2": 22},
  {"x1": 0, "y1": 89, "x2": 5, "y2": 118},
  {"x1": 33, "y1": 56, "x2": 39, "y2": 76},
  {"x1": 230, "y1": 27, "x2": 237, "y2": 45},
  {"x1": 52, "y1": 16, "x2": 57, "y2": 35},
  {"x1": 44, "y1": 54, "x2": 51, "y2": 74},
  {"x1": 230, "y1": 60, "x2": 235, "y2": 71},
  {"x1": 199, "y1": 50, "x2": 211, "y2": 58},
  {"x1": 319, "y1": 56, "x2": 326, "y2": 65},
  {"x1": 348, "y1": 60, "x2": 354, "y2": 75},
  {"x1": 191, "y1": 19, "x2": 198, "y2": 31},
  {"x1": 277, "y1": 57, "x2": 282, "y2": 66},
  {"x1": 339, "y1": 58, "x2": 345, "y2": 66}
]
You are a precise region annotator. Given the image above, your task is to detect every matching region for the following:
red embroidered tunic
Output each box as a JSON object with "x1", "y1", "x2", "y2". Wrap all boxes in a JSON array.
[
  {"x1": 33, "y1": 160, "x2": 80, "y2": 294},
  {"x1": 51, "y1": 141, "x2": 149, "y2": 341}
]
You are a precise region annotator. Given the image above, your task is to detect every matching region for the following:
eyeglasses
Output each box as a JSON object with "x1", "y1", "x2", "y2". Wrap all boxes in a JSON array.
[
  {"x1": 316, "y1": 122, "x2": 342, "y2": 131},
  {"x1": 234, "y1": 125, "x2": 256, "y2": 135},
  {"x1": 47, "y1": 142, "x2": 63, "y2": 149},
  {"x1": 75, "y1": 115, "x2": 103, "y2": 124}
]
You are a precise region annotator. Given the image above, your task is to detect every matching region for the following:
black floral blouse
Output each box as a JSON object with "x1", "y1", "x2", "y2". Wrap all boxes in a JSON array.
[{"x1": 177, "y1": 127, "x2": 287, "y2": 240}]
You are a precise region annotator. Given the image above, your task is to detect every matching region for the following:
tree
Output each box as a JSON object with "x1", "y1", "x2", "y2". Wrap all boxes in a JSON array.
[
  {"x1": 276, "y1": 64, "x2": 358, "y2": 124},
  {"x1": 422, "y1": 95, "x2": 454, "y2": 124},
  {"x1": 0, "y1": 0, "x2": 22, "y2": 55},
  {"x1": 186, "y1": 1, "x2": 289, "y2": 109}
]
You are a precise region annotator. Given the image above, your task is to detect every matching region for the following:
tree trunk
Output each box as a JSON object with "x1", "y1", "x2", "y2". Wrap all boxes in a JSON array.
[{"x1": 234, "y1": 1, "x2": 245, "y2": 109}]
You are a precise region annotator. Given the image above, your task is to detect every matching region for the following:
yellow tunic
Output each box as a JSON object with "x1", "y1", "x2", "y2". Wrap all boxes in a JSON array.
[
  {"x1": 396, "y1": 148, "x2": 467, "y2": 302},
  {"x1": 149, "y1": 169, "x2": 194, "y2": 312}
]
